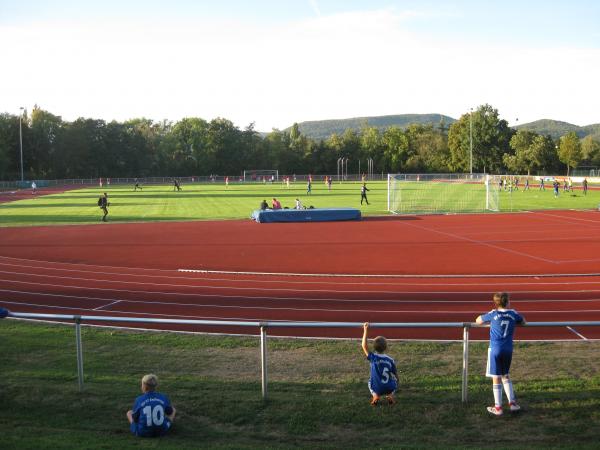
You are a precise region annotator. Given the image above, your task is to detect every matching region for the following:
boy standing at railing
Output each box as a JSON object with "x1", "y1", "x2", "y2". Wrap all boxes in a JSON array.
[
  {"x1": 476, "y1": 292, "x2": 526, "y2": 416},
  {"x1": 127, "y1": 374, "x2": 176, "y2": 437},
  {"x1": 361, "y1": 322, "x2": 398, "y2": 406}
]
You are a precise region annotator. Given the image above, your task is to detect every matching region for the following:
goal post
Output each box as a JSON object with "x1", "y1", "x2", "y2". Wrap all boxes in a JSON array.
[
  {"x1": 243, "y1": 170, "x2": 279, "y2": 182},
  {"x1": 387, "y1": 173, "x2": 500, "y2": 214}
]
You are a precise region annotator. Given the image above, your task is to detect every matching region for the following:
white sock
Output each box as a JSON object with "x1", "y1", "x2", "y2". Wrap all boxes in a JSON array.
[
  {"x1": 503, "y1": 380, "x2": 515, "y2": 404},
  {"x1": 493, "y1": 384, "x2": 503, "y2": 407}
]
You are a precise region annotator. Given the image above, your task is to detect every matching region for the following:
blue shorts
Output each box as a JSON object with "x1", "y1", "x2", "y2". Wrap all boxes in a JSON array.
[
  {"x1": 130, "y1": 420, "x2": 171, "y2": 437},
  {"x1": 368, "y1": 380, "x2": 397, "y2": 396},
  {"x1": 486, "y1": 347, "x2": 513, "y2": 377}
]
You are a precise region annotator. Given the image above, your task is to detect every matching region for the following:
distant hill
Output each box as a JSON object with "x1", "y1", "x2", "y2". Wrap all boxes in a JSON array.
[
  {"x1": 285, "y1": 114, "x2": 456, "y2": 140},
  {"x1": 516, "y1": 119, "x2": 600, "y2": 141}
]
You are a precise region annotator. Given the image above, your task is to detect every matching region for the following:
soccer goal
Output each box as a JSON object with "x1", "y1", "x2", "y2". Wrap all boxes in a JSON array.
[
  {"x1": 243, "y1": 170, "x2": 279, "y2": 182},
  {"x1": 387, "y1": 173, "x2": 500, "y2": 214}
]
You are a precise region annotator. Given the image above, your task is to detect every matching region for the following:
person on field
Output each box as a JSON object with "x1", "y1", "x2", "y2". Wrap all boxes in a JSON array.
[
  {"x1": 31, "y1": 181, "x2": 37, "y2": 194},
  {"x1": 476, "y1": 292, "x2": 526, "y2": 416},
  {"x1": 98, "y1": 192, "x2": 110, "y2": 222},
  {"x1": 583, "y1": 178, "x2": 588, "y2": 195},
  {"x1": 173, "y1": 179, "x2": 181, "y2": 191},
  {"x1": 327, "y1": 176, "x2": 332, "y2": 191},
  {"x1": 133, "y1": 179, "x2": 142, "y2": 191},
  {"x1": 272, "y1": 198, "x2": 282, "y2": 210},
  {"x1": 295, "y1": 198, "x2": 303, "y2": 210},
  {"x1": 553, "y1": 180, "x2": 559, "y2": 197},
  {"x1": 260, "y1": 199, "x2": 269, "y2": 210},
  {"x1": 360, "y1": 183, "x2": 370, "y2": 205},
  {"x1": 306, "y1": 178, "x2": 312, "y2": 195},
  {"x1": 361, "y1": 322, "x2": 398, "y2": 406},
  {"x1": 127, "y1": 374, "x2": 176, "y2": 438}
]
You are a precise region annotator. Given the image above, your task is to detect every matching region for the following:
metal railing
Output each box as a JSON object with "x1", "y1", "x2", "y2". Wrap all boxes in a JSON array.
[{"x1": 5, "y1": 312, "x2": 600, "y2": 403}]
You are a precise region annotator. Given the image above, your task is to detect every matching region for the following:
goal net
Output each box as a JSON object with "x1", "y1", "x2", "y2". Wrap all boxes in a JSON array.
[
  {"x1": 387, "y1": 173, "x2": 499, "y2": 214},
  {"x1": 243, "y1": 170, "x2": 279, "y2": 182}
]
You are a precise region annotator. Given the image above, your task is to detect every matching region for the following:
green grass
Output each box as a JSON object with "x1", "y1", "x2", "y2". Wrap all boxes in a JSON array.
[
  {"x1": 1, "y1": 181, "x2": 598, "y2": 227},
  {"x1": 0, "y1": 181, "x2": 389, "y2": 227},
  {"x1": 1, "y1": 320, "x2": 599, "y2": 449}
]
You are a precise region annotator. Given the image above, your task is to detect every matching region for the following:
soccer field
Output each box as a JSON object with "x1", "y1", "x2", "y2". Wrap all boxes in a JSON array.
[
  {"x1": 0, "y1": 181, "x2": 389, "y2": 227},
  {"x1": 0, "y1": 179, "x2": 598, "y2": 227}
]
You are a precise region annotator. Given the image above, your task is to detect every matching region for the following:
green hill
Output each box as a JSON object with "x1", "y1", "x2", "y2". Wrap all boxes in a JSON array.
[
  {"x1": 516, "y1": 119, "x2": 600, "y2": 140},
  {"x1": 287, "y1": 113, "x2": 456, "y2": 140}
]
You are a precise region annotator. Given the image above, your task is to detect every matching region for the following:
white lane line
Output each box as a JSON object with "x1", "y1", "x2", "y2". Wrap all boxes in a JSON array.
[
  {"x1": 534, "y1": 211, "x2": 600, "y2": 226},
  {"x1": 3, "y1": 292, "x2": 600, "y2": 315},
  {"x1": 566, "y1": 326, "x2": 589, "y2": 340},
  {"x1": 7, "y1": 264, "x2": 600, "y2": 288},
  {"x1": 5, "y1": 281, "x2": 600, "y2": 305},
  {"x1": 93, "y1": 300, "x2": 121, "y2": 311},
  {"x1": 4, "y1": 256, "x2": 600, "y2": 282},
  {"x1": 399, "y1": 221, "x2": 557, "y2": 264},
  {"x1": 7, "y1": 271, "x2": 600, "y2": 295}
]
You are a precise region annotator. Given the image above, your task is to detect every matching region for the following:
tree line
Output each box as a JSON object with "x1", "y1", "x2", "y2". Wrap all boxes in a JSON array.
[{"x1": 1, "y1": 104, "x2": 598, "y2": 181}]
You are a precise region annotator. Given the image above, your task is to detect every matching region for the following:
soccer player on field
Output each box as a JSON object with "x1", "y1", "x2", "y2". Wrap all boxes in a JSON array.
[
  {"x1": 476, "y1": 292, "x2": 526, "y2": 416},
  {"x1": 127, "y1": 374, "x2": 176, "y2": 437},
  {"x1": 361, "y1": 322, "x2": 398, "y2": 406}
]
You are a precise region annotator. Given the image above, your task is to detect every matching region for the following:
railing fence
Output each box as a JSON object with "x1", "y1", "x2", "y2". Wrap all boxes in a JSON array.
[{"x1": 5, "y1": 312, "x2": 600, "y2": 403}]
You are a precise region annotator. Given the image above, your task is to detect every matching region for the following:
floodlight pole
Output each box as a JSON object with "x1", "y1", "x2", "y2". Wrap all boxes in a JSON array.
[
  {"x1": 469, "y1": 108, "x2": 473, "y2": 175},
  {"x1": 19, "y1": 107, "x2": 24, "y2": 182}
]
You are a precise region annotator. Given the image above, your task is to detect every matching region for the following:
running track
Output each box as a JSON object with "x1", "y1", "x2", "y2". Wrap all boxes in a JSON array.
[{"x1": 2, "y1": 210, "x2": 600, "y2": 341}]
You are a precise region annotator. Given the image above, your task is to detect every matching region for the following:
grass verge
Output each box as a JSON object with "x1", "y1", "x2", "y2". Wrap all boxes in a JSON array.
[{"x1": 1, "y1": 320, "x2": 599, "y2": 449}]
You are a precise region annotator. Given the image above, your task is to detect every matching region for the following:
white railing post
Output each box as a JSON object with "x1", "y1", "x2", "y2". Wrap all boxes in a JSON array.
[
  {"x1": 461, "y1": 324, "x2": 470, "y2": 404},
  {"x1": 75, "y1": 317, "x2": 84, "y2": 391},
  {"x1": 260, "y1": 325, "x2": 268, "y2": 400}
]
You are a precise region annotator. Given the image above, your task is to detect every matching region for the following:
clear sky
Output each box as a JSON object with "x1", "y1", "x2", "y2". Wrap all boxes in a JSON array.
[{"x1": 1, "y1": 0, "x2": 599, "y2": 130}]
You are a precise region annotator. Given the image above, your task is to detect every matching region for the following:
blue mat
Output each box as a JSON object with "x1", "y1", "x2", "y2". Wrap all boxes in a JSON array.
[{"x1": 251, "y1": 208, "x2": 361, "y2": 223}]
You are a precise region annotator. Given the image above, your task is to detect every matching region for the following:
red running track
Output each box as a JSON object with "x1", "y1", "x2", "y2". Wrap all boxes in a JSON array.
[{"x1": 2, "y1": 210, "x2": 600, "y2": 341}]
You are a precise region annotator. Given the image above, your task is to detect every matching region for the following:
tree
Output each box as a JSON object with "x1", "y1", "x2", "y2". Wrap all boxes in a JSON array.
[
  {"x1": 381, "y1": 126, "x2": 409, "y2": 172},
  {"x1": 448, "y1": 104, "x2": 513, "y2": 173},
  {"x1": 557, "y1": 132, "x2": 582, "y2": 176},
  {"x1": 503, "y1": 130, "x2": 538, "y2": 175},
  {"x1": 581, "y1": 135, "x2": 600, "y2": 167}
]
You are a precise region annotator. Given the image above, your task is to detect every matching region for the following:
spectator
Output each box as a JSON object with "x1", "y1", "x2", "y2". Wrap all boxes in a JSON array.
[
  {"x1": 295, "y1": 198, "x2": 303, "y2": 210},
  {"x1": 272, "y1": 198, "x2": 282, "y2": 209},
  {"x1": 361, "y1": 322, "x2": 398, "y2": 406},
  {"x1": 127, "y1": 374, "x2": 176, "y2": 437},
  {"x1": 260, "y1": 199, "x2": 269, "y2": 210},
  {"x1": 476, "y1": 293, "x2": 525, "y2": 416}
]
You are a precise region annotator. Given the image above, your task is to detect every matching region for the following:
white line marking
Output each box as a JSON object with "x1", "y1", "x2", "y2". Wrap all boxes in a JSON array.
[
  {"x1": 399, "y1": 221, "x2": 557, "y2": 264},
  {"x1": 566, "y1": 326, "x2": 589, "y2": 340},
  {"x1": 3, "y1": 254, "x2": 600, "y2": 280},
  {"x1": 6, "y1": 280, "x2": 600, "y2": 304},
  {"x1": 93, "y1": 300, "x2": 121, "y2": 311}
]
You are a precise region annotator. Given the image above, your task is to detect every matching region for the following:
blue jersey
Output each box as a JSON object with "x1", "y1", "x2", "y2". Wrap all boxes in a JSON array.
[
  {"x1": 480, "y1": 309, "x2": 523, "y2": 351},
  {"x1": 130, "y1": 391, "x2": 173, "y2": 437},
  {"x1": 367, "y1": 352, "x2": 397, "y2": 395}
]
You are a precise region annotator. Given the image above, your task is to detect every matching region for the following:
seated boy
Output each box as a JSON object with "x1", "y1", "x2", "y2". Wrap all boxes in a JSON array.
[
  {"x1": 361, "y1": 322, "x2": 398, "y2": 405},
  {"x1": 127, "y1": 374, "x2": 176, "y2": 437}
]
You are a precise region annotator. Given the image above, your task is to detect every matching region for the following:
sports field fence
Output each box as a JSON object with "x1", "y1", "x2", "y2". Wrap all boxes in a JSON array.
[{"x1": 4, "y1": 311, "x2": 599, "y2": 404}]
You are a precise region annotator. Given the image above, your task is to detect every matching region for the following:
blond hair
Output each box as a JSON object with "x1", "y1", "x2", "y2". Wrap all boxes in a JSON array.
[{"x1": 141, "y1": 374, "x2": 159, "y2": 390}]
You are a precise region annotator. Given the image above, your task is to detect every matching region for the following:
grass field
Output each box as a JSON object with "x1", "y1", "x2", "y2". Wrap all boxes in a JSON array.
[
  {"x1": 0, "y1": 180, "x2": 598, "y2": 227},
  {"x1": 0, "y1": 181, "x2": 388, "y2": 227},
  {"x1": 1, "y1": 320, "x2": 599, "y2": 449}
]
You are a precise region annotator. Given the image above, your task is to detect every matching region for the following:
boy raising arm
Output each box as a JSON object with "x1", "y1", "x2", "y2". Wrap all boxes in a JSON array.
[{"x1": 361, "y1": 322, "x2": 398, "y2": 406}]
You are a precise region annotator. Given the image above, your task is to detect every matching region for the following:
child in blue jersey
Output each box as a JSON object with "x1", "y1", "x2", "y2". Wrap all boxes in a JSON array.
[
  {"x1": 476, "y1": 292, "x2": 526, "y2": 416},
  {"x1": 127, "y1": 374, "x2": 176, "y2": 437},
  {"x1": 361, "y1": 322, "x2": 398, "y2": 406}
]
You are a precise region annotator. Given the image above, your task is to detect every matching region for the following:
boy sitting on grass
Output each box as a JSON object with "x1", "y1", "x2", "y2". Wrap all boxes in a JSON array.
[
  {"x1": 127, "y1": 374, "x2": 176, "y2": 437},
  {"x1": 361, "y1": 322, "x2": 398, "y2": 406}
]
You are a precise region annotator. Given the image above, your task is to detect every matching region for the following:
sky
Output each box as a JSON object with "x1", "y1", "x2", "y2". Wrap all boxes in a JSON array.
[{"x1": 1, "y1": 0, "x2": 599, "y2": 130}]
